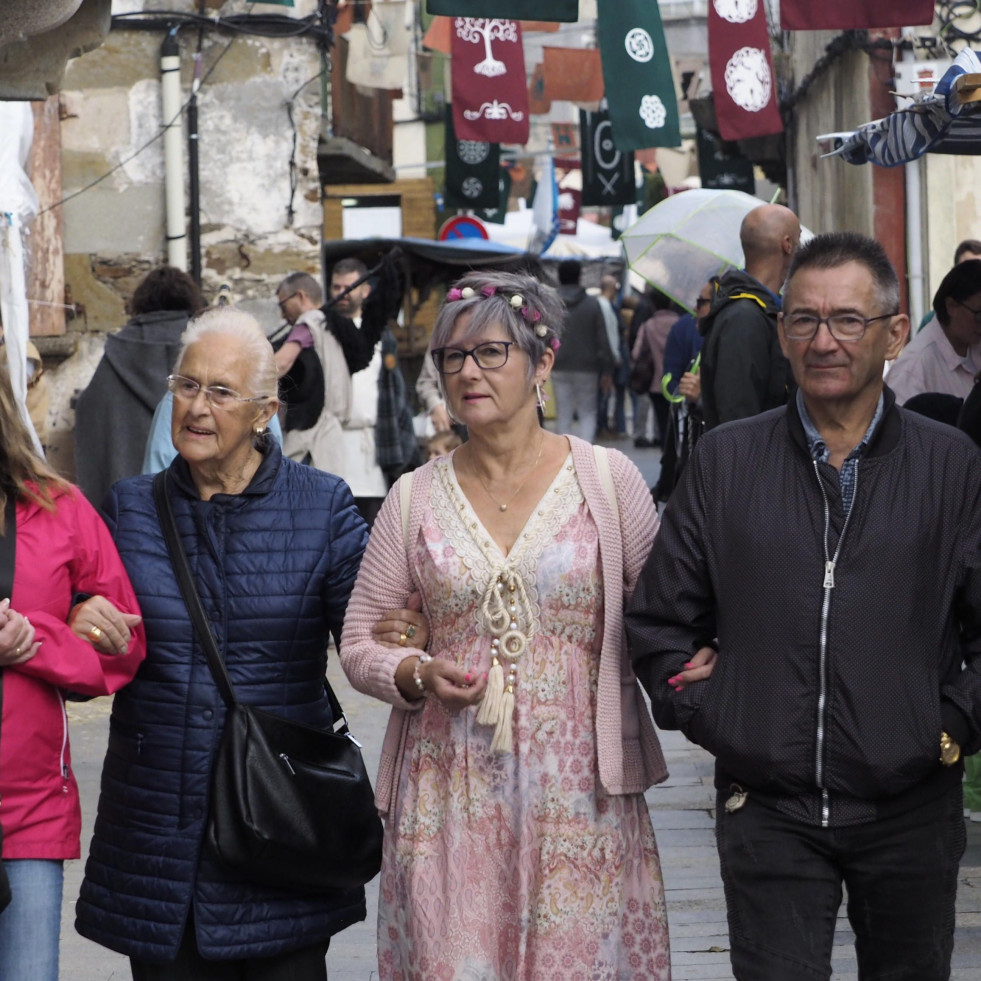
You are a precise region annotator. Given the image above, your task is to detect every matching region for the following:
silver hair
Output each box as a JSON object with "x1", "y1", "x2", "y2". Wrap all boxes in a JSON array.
[
  {"x1": 429, "y1": 271, "x2": 565, "y2": 389},
  {"x1": 175, "y1": 306, "x2": 279, "y2": 400}
]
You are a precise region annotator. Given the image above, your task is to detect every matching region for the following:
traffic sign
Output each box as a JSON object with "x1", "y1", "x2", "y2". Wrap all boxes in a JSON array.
[{"x1": 438, "y1": 215, "x2": 490, "y2": 241}]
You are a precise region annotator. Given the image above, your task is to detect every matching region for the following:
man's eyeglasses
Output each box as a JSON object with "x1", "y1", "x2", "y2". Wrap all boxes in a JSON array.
[
  {"x1": 956, "y1": 298, "x2": 981, "y2": 323},
  {"x1": 782, "y1": 312, "x2": 898, "y2": 343},
  {"x1": 167, "y1": 374, "x2": 271, "y2": 409},
  {"x1": 277, "y1": 291, "x2": 299, "y2": 311},
  {"x1": 432, "y1": 341, "x2": 514, "y2": 374}
]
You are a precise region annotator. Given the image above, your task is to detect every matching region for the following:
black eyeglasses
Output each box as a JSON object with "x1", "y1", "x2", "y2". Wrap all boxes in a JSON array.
[
  {"x1": 167, "y1": 374, "x2": 271, "y2": 409},
  {"x1": 277, "y1": 291, "x2": 299, "y2": 311},
  {"x1": 956, "y1": 298, "x2": 981, "y2": 323},
  {"x1": 432, "y1": 341, "x2": 514, "y2": 374},
  {"x1": 782, "y1": 312, "x2": 898, "y2": 343}
]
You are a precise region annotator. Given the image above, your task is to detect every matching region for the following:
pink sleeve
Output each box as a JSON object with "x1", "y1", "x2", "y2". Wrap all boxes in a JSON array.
[
  {"x1": 339, "y1": 477, "x2": 425, "y2": 712},
  {"x1": 286, "y1": 322, "x2": 315, "y2": 349},
  {"x1": 11, "y1": 490, "x2": 146, "y2": 696},
  {"x1": 609, "y1": 449, "x2": 660, "y2": 601}
]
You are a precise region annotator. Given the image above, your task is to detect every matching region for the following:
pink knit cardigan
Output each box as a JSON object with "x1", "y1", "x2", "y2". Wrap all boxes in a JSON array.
[{"x1": 339, "y1": 435, "x2": 668, "y2": 817}]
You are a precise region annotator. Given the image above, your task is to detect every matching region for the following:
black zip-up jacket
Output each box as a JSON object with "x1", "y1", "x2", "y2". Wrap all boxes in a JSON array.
[
  {"x1": 627, "y1": 389, "x2": 981, "y2": 827},
  {"x1": 699, "y1": 269, "x2": 792, "y2": 430}
]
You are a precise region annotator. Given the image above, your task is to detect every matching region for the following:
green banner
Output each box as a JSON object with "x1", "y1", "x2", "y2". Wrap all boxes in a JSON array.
[
  {"x1": 427, "y1": 0, "x2": 578, "y2": 20},
  {"x1": 596, "y1": 0, "x2": 681, "y2": 151},
  {"x1": 444, "y1": 108, "x2": 502, "y2": 211}
]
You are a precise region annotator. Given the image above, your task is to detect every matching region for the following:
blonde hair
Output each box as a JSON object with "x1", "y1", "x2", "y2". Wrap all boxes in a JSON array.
[{"x1": 0, "y1": 365, "x2": 68, "y2": 527}]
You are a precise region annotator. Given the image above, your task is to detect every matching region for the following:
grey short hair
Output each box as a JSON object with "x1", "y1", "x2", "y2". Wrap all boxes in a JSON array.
[
  {"x1": 786, "y1": 232, "x2": 900, "y2": 314},
  {"x1": 429, "y1": 271, "x2": 565, "y2": 386},
  {"x1": 276, "y1": 271, "x2": 322, "y2": 305},
  {"x1": 175, "y1": 306, "x2": 279, "y2": 399}
]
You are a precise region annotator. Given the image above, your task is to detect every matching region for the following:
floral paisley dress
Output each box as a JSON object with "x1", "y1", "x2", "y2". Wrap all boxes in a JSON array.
[{"x1": 377, "y1": 454, "x2": 670, "y2": 981}]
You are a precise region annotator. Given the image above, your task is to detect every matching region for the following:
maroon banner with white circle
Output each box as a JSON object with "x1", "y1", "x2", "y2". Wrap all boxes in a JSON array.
[
  {"x1": 451, "y1": 18, "x2": 530, "y2": 145},
  {"x1": 781, "y1": 0, "x2": 934, "y2": 30},
  {"x1": 708, "y1": 0, "x2": 783, "y2": 142}
]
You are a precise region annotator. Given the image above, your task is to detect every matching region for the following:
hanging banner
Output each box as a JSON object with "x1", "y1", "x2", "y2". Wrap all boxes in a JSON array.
[
  {"x1": 696, "y1": 126, "x2": 755, "y2": 194},
  {"x1": 444, "y1": 107, "x2": 503, "y2": 210},
  {"x1": 345, "y1": 3, "x2": 412, "y2": 90},
  {"x1": 708, "y1": 0, "x2": 783, "y2": 141},
  {"x1": 529, "y1": 62, "x2": 552, "y2": 115},
  {"x1": 542, "y1": 47, "x2": 605, "y2": 104},
  {"x1": 477, "y1": 169, "x2": 512, "y2": 224},
  {"x1": 551, "y1": 122, "x2": 578, "y2": 154},
  {"x1": 780, "y1": 0, "x2": 934, "y2": 30},
  {"x1": 580, "y1": 109, "x2": 635, "y2": 207},
  {"x1": 423, "y1": 15, "x2": 452, "y2": 54},
  {"x1": 427, "y1": 0, "x2": 578, "y2": 21},
  {"x1": 596, "y1": 0, "x2": 681, "y2": 151},
  {"x1": 451, "y1": 18, "x2": 530, "y2": 144}
]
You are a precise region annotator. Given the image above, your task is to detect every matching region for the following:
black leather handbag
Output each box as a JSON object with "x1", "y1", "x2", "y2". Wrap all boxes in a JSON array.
[
  {"x1": 0, "y1": 494, "x2": 17, "y2": 913},
  {"x1": 152, "y1": 472, "x2": 383, "y2": 894}
]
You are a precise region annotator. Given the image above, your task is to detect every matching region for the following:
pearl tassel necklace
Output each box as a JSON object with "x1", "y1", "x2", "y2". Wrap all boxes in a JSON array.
[{"x1": 476, "y1": 566, "x2": 533, "y2": 753}]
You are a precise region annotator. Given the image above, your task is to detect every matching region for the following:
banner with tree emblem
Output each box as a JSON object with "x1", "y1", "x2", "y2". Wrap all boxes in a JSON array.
[
  {"x1": 451, "y1": 18, "x2": 530, "y2": 144},
  {"x1": 708, "y1": 0, "x2": 783, "y2": 141},
  {"x1": 595, "y1": 0, "x2": 680, "y2": 151},
  {"x1": 781, "y1": 0, "x2": 934, "y2": 30},
  {"x1": 580, "y1": 109, "x2": 636, "y2": 206},
  {"x1": 444, "y1": 108, "x2": 502, "y2": 210},
  {"x1": 427, "y1": 0, "x2": 578, "y2": 21}
]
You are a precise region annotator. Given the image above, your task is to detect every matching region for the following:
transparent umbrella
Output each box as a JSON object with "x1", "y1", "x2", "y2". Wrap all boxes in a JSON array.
[{"x1": 621, "y1": 188, "x2": 768, "y2": 314}]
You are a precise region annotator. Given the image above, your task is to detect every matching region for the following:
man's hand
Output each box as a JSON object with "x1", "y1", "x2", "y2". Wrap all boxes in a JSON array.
[{"x1": 679, "y1": 371, "x2": 701, "y2": 403}]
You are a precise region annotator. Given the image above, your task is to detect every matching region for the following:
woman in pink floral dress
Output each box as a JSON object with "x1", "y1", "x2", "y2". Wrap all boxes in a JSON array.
[{"x1": 341, "y1": 272, "x2": 673, "y2": 980}]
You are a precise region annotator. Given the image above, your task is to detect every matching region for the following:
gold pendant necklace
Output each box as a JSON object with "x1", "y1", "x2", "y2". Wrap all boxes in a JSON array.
[{"x1": 471, "y1": 431, "x2": 545, "y2": 512}]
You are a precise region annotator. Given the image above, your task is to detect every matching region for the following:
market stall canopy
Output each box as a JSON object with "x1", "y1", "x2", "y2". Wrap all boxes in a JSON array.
[{"x1": 820, "y1": 48, "x2": 981, "y2": 167}]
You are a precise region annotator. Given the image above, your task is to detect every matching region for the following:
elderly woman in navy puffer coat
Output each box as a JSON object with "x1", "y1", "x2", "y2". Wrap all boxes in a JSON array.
[{"x1": 75, "y1": 308, "x2": 371, "y2": 981}]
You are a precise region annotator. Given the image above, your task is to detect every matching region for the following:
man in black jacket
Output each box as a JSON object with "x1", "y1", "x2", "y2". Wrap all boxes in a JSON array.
[
  {"x1": 627, "y1": 232, "x2": 981, "y2": 980},
  {"x1": 699, "y1": 203, "x2": 800, "y2": 429}
]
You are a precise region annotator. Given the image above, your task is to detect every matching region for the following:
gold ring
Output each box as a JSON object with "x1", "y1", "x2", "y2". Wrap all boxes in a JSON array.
[
  {"x1": 406, "y1": 624, "x2": 417, "y2": 639},
  {"x1": 399, "y1": 632, "x2": 408, "y2": 647},
  {"x1": 88, "y1": 625, "x2": 103, "y2": 643},
  {"x1": 14, "y1": 646, "x2": 21, "y2": 656}
]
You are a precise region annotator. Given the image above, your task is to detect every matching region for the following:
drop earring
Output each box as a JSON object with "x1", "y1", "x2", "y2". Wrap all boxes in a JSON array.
[{"x1": 535, "y1": 382, "x2": 545, "y2": 409}]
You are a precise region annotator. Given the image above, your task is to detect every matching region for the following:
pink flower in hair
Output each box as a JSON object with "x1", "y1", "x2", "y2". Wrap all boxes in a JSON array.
[
  {"x1": 481, "y1": 285, "x2": 497, "y2": 297},
  {"x1": 446, "y1": 288, "x2": 463, "y2": 301},
  {"x1": 522, "y1": 306, "x2": 542, "y2": 323},
  {"x1": 549, "y1": 338, "x2": 561, "y2": 351}
]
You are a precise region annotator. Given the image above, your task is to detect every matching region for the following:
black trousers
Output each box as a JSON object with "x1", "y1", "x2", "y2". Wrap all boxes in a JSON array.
[
  {"x1": 715, "y1": 784, "x2": 965, "y2": 981},
  {"x1": 130, "y1": 912, "x2": 330, "y2": 981}
]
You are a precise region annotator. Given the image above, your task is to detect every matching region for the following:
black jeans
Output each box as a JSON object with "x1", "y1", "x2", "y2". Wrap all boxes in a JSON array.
[{"x1": 715, "y1": 784, "x2": 965, "y2": 981}]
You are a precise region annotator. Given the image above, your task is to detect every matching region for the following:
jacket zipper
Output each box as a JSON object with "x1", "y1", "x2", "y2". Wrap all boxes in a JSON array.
[
  {"x1": 58, "y1": 690, "x2": 70, "y2": 782},
  {"x1": 813, "y1": 459, "x2": 858, "y2": 828}
]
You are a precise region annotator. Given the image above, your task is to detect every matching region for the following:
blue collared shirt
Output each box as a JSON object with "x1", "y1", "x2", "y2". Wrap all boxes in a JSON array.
[{"x1": 796, "y1": 389, "x2": 884, "y2": 512}]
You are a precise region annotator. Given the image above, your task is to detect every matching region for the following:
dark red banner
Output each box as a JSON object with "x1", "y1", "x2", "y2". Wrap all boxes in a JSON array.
[
  {"x1": 708, "y1": 2, "x2": 783, "y2": 141},
  {"x1": 451, "y1": 18, "x2": 530, "y2": 144},
  {"x1": 781, "y1": 0, "x2": 934, "y2": 30}
]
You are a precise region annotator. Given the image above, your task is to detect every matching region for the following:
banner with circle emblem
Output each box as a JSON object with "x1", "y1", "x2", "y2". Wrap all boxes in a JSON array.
[
  {"x1": 444, "y1": 107, "x2": 503, "y2": 210},
  {"x1": 708, "y1": 0, "x2": 783, "y2": 141},
  {"x1": 596, "y1": 0, "x2": 680, "y2": 151}
]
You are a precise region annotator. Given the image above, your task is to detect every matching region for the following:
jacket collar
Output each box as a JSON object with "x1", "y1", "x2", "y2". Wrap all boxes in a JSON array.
[
  {"x1": 167, "y1": 441, "x2": 283, "y2": 500},
  {"x1": 786, "y1": 385, "x2": 900, "y2": 460}
]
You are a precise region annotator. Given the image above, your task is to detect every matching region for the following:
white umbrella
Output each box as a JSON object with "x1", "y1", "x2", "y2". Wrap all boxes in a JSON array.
[{"x1": 621, "y1": 188, "x2": 769, "y2": 313}]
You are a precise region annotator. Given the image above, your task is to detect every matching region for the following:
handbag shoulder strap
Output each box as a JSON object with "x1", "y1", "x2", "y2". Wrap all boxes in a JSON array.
[
  {"x1": 152, "y1": 471, "x2": 239, "y2": 708},
  {"x1": 592, "y1": 444, "x2": 620, "y2": 526}
]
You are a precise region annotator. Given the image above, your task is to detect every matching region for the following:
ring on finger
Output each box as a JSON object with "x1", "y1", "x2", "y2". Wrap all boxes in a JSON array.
[
  {"x1": 406, "y1": 624, "x2": 417, "y2": 639},
  {"x1": 14, "y1": 645, "x2": 21, "y2": 655},
  {"x1": 399, "y1": 631, "x2": 408, "y2": 647},
  {"x1": 88, "y1": 625, "x2": 103, "y2": 643}
]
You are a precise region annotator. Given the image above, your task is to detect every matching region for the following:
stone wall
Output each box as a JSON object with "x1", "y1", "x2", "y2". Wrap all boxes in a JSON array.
[{"x1": 42, "y1": 0, "x2": 327, "y2": 479}]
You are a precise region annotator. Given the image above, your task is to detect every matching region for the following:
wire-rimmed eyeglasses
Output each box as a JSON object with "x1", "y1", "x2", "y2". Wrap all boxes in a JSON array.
[
  {"x1": 167, "y1": 374, "x2": 271, "y2": 409},
  {"x1": 432, "y1": 341, "x2": 514, "y2": 374},
  {"x1": 956, "y1": 298, "x2": 981, "y2": 324},
  {"x1": 781, "y1": 312, "x2": 898, "y2": 343}
]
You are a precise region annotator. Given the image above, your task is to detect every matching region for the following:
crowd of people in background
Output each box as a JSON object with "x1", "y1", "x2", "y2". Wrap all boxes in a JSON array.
[{"x1": 4, "y1": 209, "x2": 981, "y2": 981}]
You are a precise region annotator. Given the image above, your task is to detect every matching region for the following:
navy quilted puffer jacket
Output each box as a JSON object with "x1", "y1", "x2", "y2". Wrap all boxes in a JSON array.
[{"x1": 75, "y1": 445, "x2": 370, "y2": 962}]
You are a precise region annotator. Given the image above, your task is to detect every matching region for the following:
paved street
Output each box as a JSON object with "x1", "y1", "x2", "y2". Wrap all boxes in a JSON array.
[{"x1": 59, "y1": 440, "x2": 981, "y2": 980}]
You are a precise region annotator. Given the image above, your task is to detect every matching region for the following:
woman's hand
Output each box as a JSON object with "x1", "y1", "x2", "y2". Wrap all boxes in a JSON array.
[
  {"x1": 69, "y1": 595, "x2": 142, "y2": 655},
  {"x1": 394, "y1": 654, "x2": 487, "y2": 711},
  {"x1": 668, "y1": 645, "x2": 717, "y2": 693},
  {"x1": 372, "y1": 591, "x2": 430, "y2": 651},
  {"x1": 430, "y1": 404, "x2": 452, "y2": 433},
  {"x1": 0, "y1": 598, "x2": 40, "y2": 666}
]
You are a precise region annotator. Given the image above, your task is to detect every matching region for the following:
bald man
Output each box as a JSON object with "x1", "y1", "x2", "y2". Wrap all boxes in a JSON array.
[{"x1": 699, "y1": 203, "x2": 801, "y2": 429}]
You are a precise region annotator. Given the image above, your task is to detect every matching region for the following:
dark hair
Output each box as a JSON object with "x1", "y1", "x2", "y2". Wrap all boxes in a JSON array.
[
  {"x1": 786, "y1": 232, "x2": 900, "y2": 314},
  {"x1": 557, "y1": 260, "x2": 582, "y2": 286},
  {"x1": 933, "y1": 259, "x2": 981, "y2": 327},
  {"x1": 954, "y1": 239, "x2": 981, "y2": 264},
  {"x1": 332, "y1": 258, "x2": 369, "y2": 280},
  {"x1": 130, "y1": 266, "x2": 206, "y2": 317}
]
